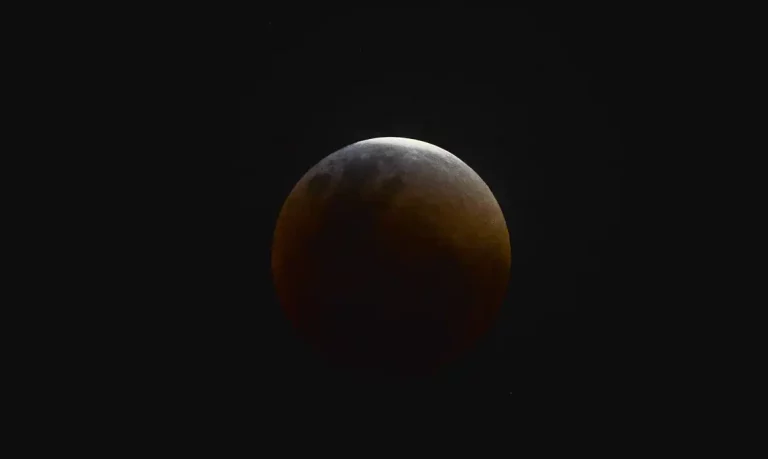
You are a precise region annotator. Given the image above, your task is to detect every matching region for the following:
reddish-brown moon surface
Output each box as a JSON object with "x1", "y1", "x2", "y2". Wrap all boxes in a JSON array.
[{"x1": 271, "y1": 137, "x2": 511, "y2": 379}]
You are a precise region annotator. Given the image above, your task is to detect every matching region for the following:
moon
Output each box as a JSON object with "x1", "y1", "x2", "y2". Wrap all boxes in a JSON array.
[{"x1": 271, "y1": 137, "x2": 511, "y2": 379}]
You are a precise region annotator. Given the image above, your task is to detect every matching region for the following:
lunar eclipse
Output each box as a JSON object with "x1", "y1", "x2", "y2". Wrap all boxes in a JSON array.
[{"x1": 271, "y1": 137, "x2": 511, "y2": 379}]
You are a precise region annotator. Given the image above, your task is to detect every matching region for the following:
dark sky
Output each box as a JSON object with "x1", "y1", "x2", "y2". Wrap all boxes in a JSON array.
[{"x1": 238, "y1": 9, "x2": 634, "y2": 403}]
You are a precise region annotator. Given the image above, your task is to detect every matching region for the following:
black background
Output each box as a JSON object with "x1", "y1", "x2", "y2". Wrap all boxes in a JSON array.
[{"x1": 236, "y1": 8, "x2": 639, "y2": 405}]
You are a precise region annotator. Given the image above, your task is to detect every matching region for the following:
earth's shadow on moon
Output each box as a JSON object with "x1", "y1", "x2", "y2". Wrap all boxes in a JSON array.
[{"x1": 277, "y1": 142, "x2": 508, "y2": 382}]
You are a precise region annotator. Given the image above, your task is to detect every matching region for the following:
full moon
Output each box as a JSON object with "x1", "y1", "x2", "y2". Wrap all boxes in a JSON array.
[{"x1": 271, "y1": 137, "x2": 511, "y2": 379}]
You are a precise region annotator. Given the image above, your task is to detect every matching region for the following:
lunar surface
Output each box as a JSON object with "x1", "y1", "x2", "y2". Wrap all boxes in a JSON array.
[{"x1": 271, "y1": 137, "x2": 511, "y2": 379}]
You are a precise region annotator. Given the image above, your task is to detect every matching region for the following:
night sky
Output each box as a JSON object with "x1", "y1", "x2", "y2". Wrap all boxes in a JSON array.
[{"x1": 237, "y1": 9, "x2": 633, "y2": 403}]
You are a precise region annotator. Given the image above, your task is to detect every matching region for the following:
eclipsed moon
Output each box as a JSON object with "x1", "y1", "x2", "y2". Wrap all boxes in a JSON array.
[{"x1": 271, "y1": 137, "x2": 511, "y2": 378}]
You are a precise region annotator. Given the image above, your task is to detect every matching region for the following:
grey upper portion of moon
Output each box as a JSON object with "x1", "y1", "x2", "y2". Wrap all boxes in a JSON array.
[{"x1": 298, "y1": 137, "x2": 502, "y2": 228}]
